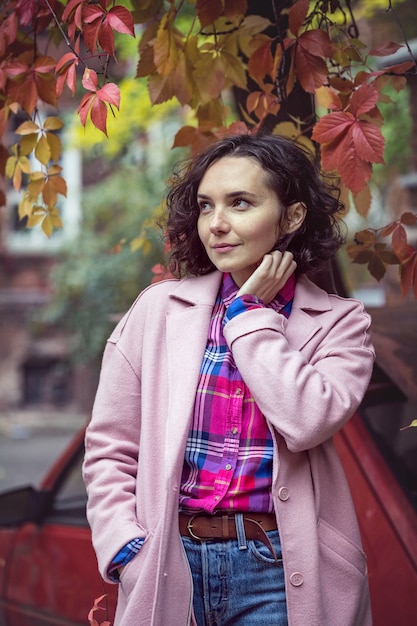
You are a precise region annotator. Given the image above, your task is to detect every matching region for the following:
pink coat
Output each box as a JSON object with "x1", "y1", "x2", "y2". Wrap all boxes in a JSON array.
[{"x1": 83, "y1": 271, "x2": 375, "y2": 626}]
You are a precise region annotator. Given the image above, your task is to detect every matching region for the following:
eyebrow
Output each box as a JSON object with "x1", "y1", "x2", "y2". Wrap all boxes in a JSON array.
[{"x1": 197, "y1": 191, "x2": 258, "y2": 200}]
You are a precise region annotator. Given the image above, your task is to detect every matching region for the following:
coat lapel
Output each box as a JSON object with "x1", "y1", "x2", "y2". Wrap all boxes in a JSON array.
[
  {"x1": 164, "y1": 272, "x2": 222, "y2": 469},
  {"x1": 285, "y1": 275, "x2": 332, "y2": 351}
]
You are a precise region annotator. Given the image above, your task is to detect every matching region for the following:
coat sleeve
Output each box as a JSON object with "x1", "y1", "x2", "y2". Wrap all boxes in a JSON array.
[
  {"x1": 83, "y1": 321, "x2": 147, "y2": 581},
  {"x1": 223, "y1": 297, "x2": 375, "y2": 453}
]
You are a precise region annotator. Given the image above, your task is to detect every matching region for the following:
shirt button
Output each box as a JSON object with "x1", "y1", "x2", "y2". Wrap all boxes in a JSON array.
[
  {"x1": 290, "y1": 572, "x2": 304, "y2": 587},
  {"x1": 225, "y1": 463, "x2": 232, "y2": 471},
  {"x1": 231, "y1": 427, "x2": 238, "y2": 435},
  {"x1": 214, "y1": 495, "x2": 220, "y2": 501},
  {"x1": 278, "y1": 487, "x2": 289, "y2": 501},
  {"x1": 235, "y1": 388, "x2": 242, "y2": 395}
]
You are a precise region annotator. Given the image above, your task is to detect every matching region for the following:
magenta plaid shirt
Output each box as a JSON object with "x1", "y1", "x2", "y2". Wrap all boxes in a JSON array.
[
  {"x1": 179, "y1": 272, "x2": 295, "y2": 514},
  {"x1": 109, "y1": 272, "x2": 295, "y2": 580}
]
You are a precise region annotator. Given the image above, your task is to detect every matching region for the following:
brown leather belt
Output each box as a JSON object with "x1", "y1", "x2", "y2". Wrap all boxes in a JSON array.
[{"x1": 179, "y1": 512, "x2": 280, "y2": 563}]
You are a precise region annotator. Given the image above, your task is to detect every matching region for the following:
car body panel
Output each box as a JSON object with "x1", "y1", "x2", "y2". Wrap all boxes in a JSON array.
[{"x1": 335, "y1": 412, "x2": 417, "y2": 626}]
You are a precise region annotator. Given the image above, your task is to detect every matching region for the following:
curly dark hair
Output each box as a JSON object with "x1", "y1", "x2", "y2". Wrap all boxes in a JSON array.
[{"x1": 165, "y1": 133, "x2": 345, "y2": 277}]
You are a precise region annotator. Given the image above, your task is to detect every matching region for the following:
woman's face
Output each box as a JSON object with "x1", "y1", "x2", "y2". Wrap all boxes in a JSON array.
[{"x1": 197, "y1": 156, "x2": 284, "y2": 287}]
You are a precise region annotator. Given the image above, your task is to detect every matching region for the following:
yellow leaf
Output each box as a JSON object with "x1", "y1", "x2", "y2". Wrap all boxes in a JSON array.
[
  {"x1": 26, "y1": 210, "x2": 45, "y2": 228},
  {"x1": 194, "y1": 53, "x2": 225, "y2": 102},
  {"x1": 35, "y1": 135, "x2": 51, "y2": 165},
  {"x1": 142, "y1": 239, "x2": 152, "y2": 255},
  {"x1": 171, "y1": 50, "x2": 195, "y2": 106},
  {"x1": 151, "y1": 13, "x2": 178, "y2": 76},
  {"x1": 18, "y1": 194, "x2": 34, "y2": 219},
  {"x1": 28, "y1": 176, "x2": 46, "y2": 200},
  {"x1": 46, "y1": 132, "x2": 62, "y2": 162},
  {"x1": 5, "y1": 155, "x2": 17, "y2": 179},
  {"x1": 238, "y1": 15, "x2": 272, "y2": 36},
  {"x1": 41, "y1": 215, "x2": 54, "y2": 238},
  {"x1": 130, "y1": 235, "x2": 146, "y2": 252},
  {"x1": 43, "y1": 116, "x2": 64, "y2": 131},
  {"x1": 219, "y1": 50, "x2": 247, "y2": 89},
  {"x1": 197, "y1": 99, "x2": 225, "y2": 129},
  {"x1": 315, "y1": 86, "x2": 342, "y2": 110},
  {"x1": 30, "y1": 171, "x2": 47, "y2": 181},
  {"x1": 16, "y1": 120, "x2": 40, "y2": 135},
  {"x1": 18, "y1": 155, "x2": 31, "y2": 174},
  {"x1": 20, "y1": 133, "x2": 38, "y2": 155}
]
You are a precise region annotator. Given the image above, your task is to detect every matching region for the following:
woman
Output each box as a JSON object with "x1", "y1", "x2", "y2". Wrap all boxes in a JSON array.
[{"x1": 83, "y1": 134, "x2": 375, "y2": 626}]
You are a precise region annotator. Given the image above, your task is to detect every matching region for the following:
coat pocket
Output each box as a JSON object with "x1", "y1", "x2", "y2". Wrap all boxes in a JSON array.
[
  {"x1": 318, "y1": 517, "x2": 367, "y2": 577},
  {"x1": 317, "y1": 518, "x2": 371, "y2": 625}
]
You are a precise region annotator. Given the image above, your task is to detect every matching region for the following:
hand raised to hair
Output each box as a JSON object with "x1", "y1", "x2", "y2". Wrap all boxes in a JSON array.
[{"x1": 236, "y1": 250, "x2": 296, "y2": 304}]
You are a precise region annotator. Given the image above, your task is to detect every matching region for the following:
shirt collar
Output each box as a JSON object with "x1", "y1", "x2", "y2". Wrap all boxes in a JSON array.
[{"x1": 221, "y1": 272, "x2": 296, "y2": 314}]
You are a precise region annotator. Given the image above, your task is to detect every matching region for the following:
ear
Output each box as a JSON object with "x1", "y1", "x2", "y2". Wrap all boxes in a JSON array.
[{"x1": 286, "y1": 202, "x2": 306, "y2": 234}]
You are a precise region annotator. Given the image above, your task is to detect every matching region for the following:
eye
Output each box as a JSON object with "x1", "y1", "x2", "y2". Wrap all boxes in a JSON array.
[
  {"x1": 232, "y1": 197, "x2": 250, "y2": 209},
  {"x1": 198, "y1": 200, "x2": 211, "y2": 213}
]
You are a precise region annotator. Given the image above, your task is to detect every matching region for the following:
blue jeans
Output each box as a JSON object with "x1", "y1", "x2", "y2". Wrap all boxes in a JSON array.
[{"x1": 181, "y1": 528, "x2": 288, "y2": 625}]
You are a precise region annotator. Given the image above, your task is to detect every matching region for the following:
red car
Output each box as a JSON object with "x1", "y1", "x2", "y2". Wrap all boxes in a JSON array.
[{"x1": 0, "y1": 313, "x2": 416, "y2": 625}]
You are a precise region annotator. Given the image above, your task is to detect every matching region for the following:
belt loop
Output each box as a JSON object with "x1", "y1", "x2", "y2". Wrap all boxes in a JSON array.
[{"x1": 234, "y1": 513, "x2": 248, "y2": 551}]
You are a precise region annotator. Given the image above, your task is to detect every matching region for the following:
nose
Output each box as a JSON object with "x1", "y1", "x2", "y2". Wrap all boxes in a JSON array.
[{"x1": 209, "y1": 207, "x2": 230, "y2": 234}]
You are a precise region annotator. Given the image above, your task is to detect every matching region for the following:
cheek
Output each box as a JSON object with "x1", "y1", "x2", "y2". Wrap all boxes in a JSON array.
[{"x1": 197, "y1": 218, "x2": 207, "y2": 246}]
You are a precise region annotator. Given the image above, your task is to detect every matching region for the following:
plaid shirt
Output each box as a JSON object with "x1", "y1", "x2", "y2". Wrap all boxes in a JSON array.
[
  {"x1": 109, "y1": 272, "x2": 294, "y2": 580},
  {"x1": 179, "y1": 272, "x2": 295, "y2": 513}
]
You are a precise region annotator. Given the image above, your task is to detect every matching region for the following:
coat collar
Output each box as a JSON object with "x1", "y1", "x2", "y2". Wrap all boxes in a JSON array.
[
  {"x1": 168, "y1": 271, "x2": 223, "y2": 307},
  {"x1": 167, "y1": 271, "x2": 332, "y2": 313},
  {"x1": 165, "y1": 271, "x2": 335, "y2": 356}
]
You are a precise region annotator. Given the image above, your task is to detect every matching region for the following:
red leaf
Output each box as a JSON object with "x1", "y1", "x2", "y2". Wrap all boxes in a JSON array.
[
  {"x1": 55, "y1": 52, "x2": 78, "y2": 74},
  {"x1": 83, "y1": 4, "x2": 105, "y2": 24},
  {"x1": 288, "y1": 0, "x2": 309, "y2": 36},
  {"x1": 224, "y1": 0, "x2": 248, "y2": 18},
  {"x1": 298, "y1": 30, "x2": 335, "y2": 59},
  {"x1": 87, "y1": 594, "x2": 108, "y2": 625},
  {"x1": 78, "y1": 93, "x2": 95, "y2": 126},
  {"x1": 197, "y1": 0, "x2": 223, "y2": 28},
  {"x1": 320, "y1": 129, "x2": 373, "y2": 195},
  {"x1": 55, "y1": 53, "x2": 79, "y2": 96},
  {"x1": 312, "y1": 111, "x2": 354, "y2": 145},
  {"x1": 15, "y1": 0, "x2": 39, "y2": 27},
  {"x1": 62, "y1": 0, "x2": 84, "y2": 23},
  {"x1": 83, "y1": 18, "x2": 104, "y2": 53},
  {"x1": 392, "y1": 224, "x2": 409, "y2": 260},
  {"x1": 107, "y1": 6, "x2": 135, "y2": 36},
  {"x1": 295, "y1": 48, "x2": 328, "y2": 93},
  {"x1": 400, "y1": 250, "x2": 417, "y2": 298},
  {"x1": 380, "y1": 222, "x2": 397, "y2": 237},
  {"x1": 6, "y1": 64, "x2": 28, "y2": 82},
  {"x1": 338, "y1": 145, "x2": 372, "y2": 195},
  {"x1": 348, "y1": 83, "x2": 380, "y2": 116},
  {"x1": 97, "y1": 83, "x2": 120, "y2": 108},
  {"x1": 384, "y1": 60, "x2": 416, "y2": 75},
  {"x1": 0, "y1": 12, "x2": 18, "y2": 56},
  {"x1": 248, "y1": 41, "x2": 273, "y2": 84},
  {"x1": 82, "y1": 68, "x2": 99, "y2": 92},
  {"x1": 351, "y1": 120, "x2": 385, "y2": 164},
  {"x1": 98, "y1": 20, "x2": 116, "y2": 56},
  {"x1": 400, "y1": 211, "x2": 417, "y2": 226},
  {"x1": 369, "y1": 41, "x2": 403, "y2": 57},
  {"x1": 90, "y1": 98, "x2": 109, "y2": 135}
]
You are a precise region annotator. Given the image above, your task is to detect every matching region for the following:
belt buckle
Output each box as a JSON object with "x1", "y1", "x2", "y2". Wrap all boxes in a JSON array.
[{"x1": 187, "y1": 514, "x2": 213, "y2": 541}]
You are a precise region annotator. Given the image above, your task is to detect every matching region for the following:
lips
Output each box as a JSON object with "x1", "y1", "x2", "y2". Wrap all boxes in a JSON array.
[{"x1": 212, "y1": 243, "x2": 238, "y2": 252}]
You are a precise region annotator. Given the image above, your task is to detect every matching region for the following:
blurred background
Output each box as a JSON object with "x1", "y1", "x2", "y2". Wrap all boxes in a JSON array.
[{"x1": 0, "y1": 0, "x2": 414, "y2": 491}]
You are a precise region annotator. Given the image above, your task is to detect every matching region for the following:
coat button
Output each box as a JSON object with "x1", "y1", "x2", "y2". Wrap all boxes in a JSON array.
[
  {"x1": 278, "y1": 487, "x2": 289, "y2": 501},
  {"x1": 290, "y1": 572, "x2": 304, "y2": 587}
]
